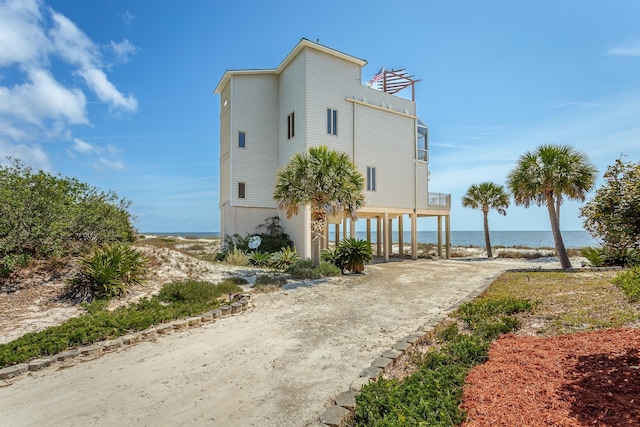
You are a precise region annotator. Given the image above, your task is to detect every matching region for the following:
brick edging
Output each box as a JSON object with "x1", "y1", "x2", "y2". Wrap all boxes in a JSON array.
[{"x1": 0, "y1": 296, "x2": 252, "y2": 384}]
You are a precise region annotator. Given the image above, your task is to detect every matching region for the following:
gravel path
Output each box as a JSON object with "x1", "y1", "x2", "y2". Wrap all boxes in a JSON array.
[{"x1": 0, "y1": 257, "x2": 563, "y2": 426}]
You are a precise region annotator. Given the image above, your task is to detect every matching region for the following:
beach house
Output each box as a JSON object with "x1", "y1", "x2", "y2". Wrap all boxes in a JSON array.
[{"x1": 214, "y1": 39, "x2": 451, "y2": 261}]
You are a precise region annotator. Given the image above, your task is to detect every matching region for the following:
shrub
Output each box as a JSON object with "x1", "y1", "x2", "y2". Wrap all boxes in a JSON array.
[
  {"x1": 269, "y1": 246, "x2": 300, "y2": 269},
  {"x1": 613, "y1": 266, "x2": 640, "y2": 302},
  {"x1": 355, "y1": 296, "x2": 534, "y2": 426},
  {"x1": 63, "y1": 243, "x2": 148, "y2": 303},
  {"x1": 0, "y1": 158, "x2": 135, "y2": 259},
  {"x1": 0, "y1": 252, "x2": 31, "y2": 277},
  {"x1": 317, "y1": 261, "x2": 341, "y2": 277},
  {"x1": 581, "y1": 246, "x2": 640, "y2": 267},
  {"x1": 254, "y1": 274, "x2": 287, "y2": 287},
  {"x1": 249, "y1": 251, "x2": 271, "y2": 267},
  {"x1": 335, "y1": 238, "x2": 372, "y2": 273},
  {"x1": 0, "y1": 279, "x2": 242, "y2": 368},
  {"x1": 224, "y1": 247, "x2": 249, "y2": 266}
]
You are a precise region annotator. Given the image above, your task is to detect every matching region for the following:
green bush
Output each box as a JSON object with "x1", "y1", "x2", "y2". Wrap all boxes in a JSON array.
[
  {"x1": 335, "y1": 237, "x2": 372, "y2": 273},
  {"x1": 613, "y1": 266, "x2": 640, "y2": 302},
  {"x1": 224, "y1": 247, "x2": 249, "y2": 266},
  {"x1": 0, "y1": 279, "x2": 242, "y2": 368},
  {"x1": 254, "y1": 274, "x2": 287, "y2": 287},
  {"x1": 249, "y1": 251, "x2": 271, "y2": 267},
  {"x1": 0, "y1": 252, "x2": 31, "y2": 276},
  {"x1": 282, "y1": 258, "x2": 343, "y2": 280},
  {"x1": 581, "y1": 246, "x2": 640, "y2": 267},
  {"x1": 63, "y1": 243, "x2": 149, "y2": 303},
  {"x1": 0, "y1": 158, "x2": 135, "y2": 259},
  {"x1": 354, "y1": 297, "x2": 533, "y2": 426},
  {"x1": 269, "y1": 246, "x2": 300, "y2": 269}
]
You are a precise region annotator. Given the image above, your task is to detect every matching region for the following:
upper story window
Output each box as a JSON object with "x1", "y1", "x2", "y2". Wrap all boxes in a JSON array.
[
  {"x1": 238, "y1": 182, "x2": 246, "y2": 199},
  {"x1": 417, "y1": 119, "x2": 428, "y2": 162},
  {"x1": 366, "y1": 166, "x2": 376, "y2": 191},
  {"x1": 287, "y1": 112, "x2": 295, "y2": 139},
  {"x1": 239, "y1": 131, "x2": 246, "y2": 148},
  {"x1": 327, "y1": 108, "x2": 337, "y2": 135}
]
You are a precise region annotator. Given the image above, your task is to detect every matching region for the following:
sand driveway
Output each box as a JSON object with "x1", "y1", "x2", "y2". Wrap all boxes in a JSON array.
[{"x1": 0, "y1": 257, "x2": 563, "y2": 426}]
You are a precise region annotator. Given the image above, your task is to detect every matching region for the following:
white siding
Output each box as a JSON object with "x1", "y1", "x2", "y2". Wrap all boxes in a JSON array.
[
  {"x1": 279, "y1": 51, "x2": 307, "y2": 167},
  {"x1": 355, "y1": 105, "x2": 417, "y2": 209},
  {"x1": 231, "y1": 74, "x2": 279, "y2": 208}
]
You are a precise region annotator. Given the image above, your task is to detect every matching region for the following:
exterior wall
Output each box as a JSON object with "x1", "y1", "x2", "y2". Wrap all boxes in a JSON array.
[
  {"x1": 222, "y1": 206, "x2": 279, "y2": 240},
  {"x1": 231, "y1": 74, "x2": 279, "y2": 208},
  {"x1": 219, "y1": 83, "x2": 232, "y2": 208},
  {"x1": 280, "y1": 207, "x2": 311, "y2": 256},
  {"x1": 354, "y1": 105, "x2": 417, "y2": 210},
  {"x1": 278, "y1": 51, "x2": 307, "y2": 167},
  {"x1": 304, "y1": 48, "x2": 362, "y2": 156}
]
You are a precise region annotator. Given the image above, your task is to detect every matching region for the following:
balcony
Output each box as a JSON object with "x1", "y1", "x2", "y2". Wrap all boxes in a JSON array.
[{"x1": 428, "y1": 192, "x2": 451, "y2": 210}]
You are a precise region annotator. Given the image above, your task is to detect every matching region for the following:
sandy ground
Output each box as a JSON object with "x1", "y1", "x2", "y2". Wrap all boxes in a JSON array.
[{"x1": 0, "y1": 255, "x2": 574, "y2": 427}]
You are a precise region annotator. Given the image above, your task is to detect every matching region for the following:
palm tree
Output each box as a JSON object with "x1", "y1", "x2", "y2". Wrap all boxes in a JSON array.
[
  {"x1": 461, "y1": 182, "x2": 510, "y2": 258},
  {"x1": 507, "y1": 144, "x2": 597, "y2": 269},
  {"x1": 273, "y1": 146, "x2": 365, "y2": 266}
]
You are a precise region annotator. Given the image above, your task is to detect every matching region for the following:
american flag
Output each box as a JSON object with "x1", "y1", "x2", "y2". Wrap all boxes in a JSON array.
[{"x1": 366, "y1": 67, "x2": 384, "y2": 87}]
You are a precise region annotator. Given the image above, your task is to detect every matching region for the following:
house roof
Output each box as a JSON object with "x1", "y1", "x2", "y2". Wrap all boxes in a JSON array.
[{"x1": 213, "y1": 38, "x2": 368, "y2": 94}]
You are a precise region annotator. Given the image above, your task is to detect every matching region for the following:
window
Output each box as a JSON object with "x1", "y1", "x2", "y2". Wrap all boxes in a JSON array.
[
  {"x1": 417, "y1": 120, "x2": 428, "y2": 162},
  {"x1": 238, "y1": 182, "x2": 246, "y2": 199},
  {"x1": 239, "y1": 131, "x2": 246, "y2": 148},
  {"x1": 327, "y1": 108, "x2": 337, "y2": 135},
  {"x1": 366, "y1": 167, "x2": 376, "y2": 191},
  {"x1": 287, "y1": 112, "x2": 295, "y2": 139}
]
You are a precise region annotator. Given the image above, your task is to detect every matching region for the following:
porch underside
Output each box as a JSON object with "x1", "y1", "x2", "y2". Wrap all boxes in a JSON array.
[{"x1": 325, "y1": 207, "x2": 451, "y2": 262}]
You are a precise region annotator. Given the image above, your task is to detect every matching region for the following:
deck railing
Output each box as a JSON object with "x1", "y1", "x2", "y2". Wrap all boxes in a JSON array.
[{"x1": 428, "y1": 192, "x2": 451, "y2": 208}]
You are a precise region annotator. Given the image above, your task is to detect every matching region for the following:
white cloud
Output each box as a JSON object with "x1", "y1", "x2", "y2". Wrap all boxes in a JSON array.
[
  {"x1": 70, "y1": 138, "x2": 93, "y2": 153},
  {"x1": 0, "y1": 68, "x2": 88, "y2": 125},
  {"x1": 0, "y1": 0, "x2": 137, "y2": 170},
  {"x1": 110, "y1": 39, "x2": 138, "y2": 63},
  {"x1": 98, "y1": 157, "x2": 124, "y2": 170},
  {"x1": 49, "y1": 11, "x2": 138, "y2": 112},
  {"x1": 0, "y1": 0, "x2": 49, "y2": 66},
  {"x1": 607, "y1": 40, "x2": 640, "y2": 56},
  {"x1": 0, "y1": 138, "x2": 51, "y2": 171},
  {"x1": 78, "y1": 67, "x2": 137, "y2": 111}
]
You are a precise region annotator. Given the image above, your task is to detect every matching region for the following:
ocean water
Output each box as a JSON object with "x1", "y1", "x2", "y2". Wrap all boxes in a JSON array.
[{"x1": 144, "y1": 230, "x2": 598, "y2": 249}]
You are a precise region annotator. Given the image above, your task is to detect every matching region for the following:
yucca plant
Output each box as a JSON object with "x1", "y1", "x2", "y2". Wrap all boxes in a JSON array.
[
  {"x1": 64, "y1": 243, "x2": 148, "y2": 302},
  {"x1": 269, "y1": 246, "x2": 300, "y2": 269},
  {"x1": 336, "y1": 238, "x2": 372, "y2": 273},
  {"x1": 224, "y1": 247, "x2": 249, "y2": 266},
  {"x1": 249, "y1": 251, "x2": 271, "y2": 267}
]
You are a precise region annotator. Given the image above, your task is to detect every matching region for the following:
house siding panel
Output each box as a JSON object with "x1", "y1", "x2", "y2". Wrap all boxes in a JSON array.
[
  {"x1": 231, "y1": 74, "x2": 279, "y2": 209},
  {"x1": 279, "y1": 52, "x2": 307, "y2": 167}
]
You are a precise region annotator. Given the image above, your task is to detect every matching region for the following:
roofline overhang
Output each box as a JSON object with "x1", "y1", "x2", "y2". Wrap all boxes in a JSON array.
[{"x1": 214, "y1": 38, "x2": 368, "y2": 94}]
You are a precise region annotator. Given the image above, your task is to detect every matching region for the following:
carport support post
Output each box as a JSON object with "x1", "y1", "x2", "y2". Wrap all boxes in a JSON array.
[
  {"x1": 350, "y1": 218, "x2": 356, "y2": 238},
  {"x1": 398, "y1": 215, "x2": 404, "y2": 256},
  {"x1": 437, "y1": 216, "x2": 443, "y2": 257},
  {"x1": 376, "y1": 216, "x2": 382, "y2": 256},
  {"x1": 387, "y1": 216, "x2": 393, "y2": 259},
  {"x1": 411, "y1": 213, "x2": 417, "y2": 260},
  {"x1": 366, "y1": 218, "x2": 371, "y2": 246},
  {"x1": 334, "y1": 223, "x2": 340, "y2": 247},
  {"x1": 383, "y1": 212, "x2": 389, "y2": 263},
  {"x1": 445, "y1": 215, "x2": 451, "y2": 259}
]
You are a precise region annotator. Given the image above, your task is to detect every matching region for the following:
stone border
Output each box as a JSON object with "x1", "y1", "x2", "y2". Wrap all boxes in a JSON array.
[
  {"x1": 318, "y1": 266, "x2": 621, "y2": 426},
  {"x1": 0, "y1": 296, "x2": 252, "y2": 384}
]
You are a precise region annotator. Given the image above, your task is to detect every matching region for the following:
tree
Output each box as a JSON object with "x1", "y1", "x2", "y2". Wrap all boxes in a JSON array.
[
  {"x1": 273, "y1": 146, "x2": 365, "y2": 266},
  {"x1": 507, "y1": 144, "x2": 597, "y2": 269},
  {"x1": 461, "y1": 182, "x2": 510, "y2": 258},
  {"x1": 0, "y1": 158, "x2": 135, "y2": 259},
  {"x1": 581, "y1": 158, "x2": 640, "y2": 256}
]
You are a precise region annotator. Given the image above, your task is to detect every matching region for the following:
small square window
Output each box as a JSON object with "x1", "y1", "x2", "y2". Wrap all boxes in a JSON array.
[
  {"x1": 238, "y1": 182, "x2": 246, "y2": 199},
  {"x1": 239, "y1": 132, "x2": 246, "y2": 148}
]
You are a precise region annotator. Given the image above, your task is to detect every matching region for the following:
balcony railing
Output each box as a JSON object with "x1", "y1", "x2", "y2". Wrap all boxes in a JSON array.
[{"x1": 428, "y1": 192, "x2": 451, "y2": 208}]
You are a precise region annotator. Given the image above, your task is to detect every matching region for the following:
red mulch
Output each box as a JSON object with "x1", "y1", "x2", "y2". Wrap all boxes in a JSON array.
[{"x1": 461, "y1": 328, "x2": 640, "y2": 427}]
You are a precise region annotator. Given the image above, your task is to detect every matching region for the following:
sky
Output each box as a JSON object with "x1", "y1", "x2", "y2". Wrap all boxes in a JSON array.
[{"x1": 1, "y1": 0, "x2": 639, "y2": 233}]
